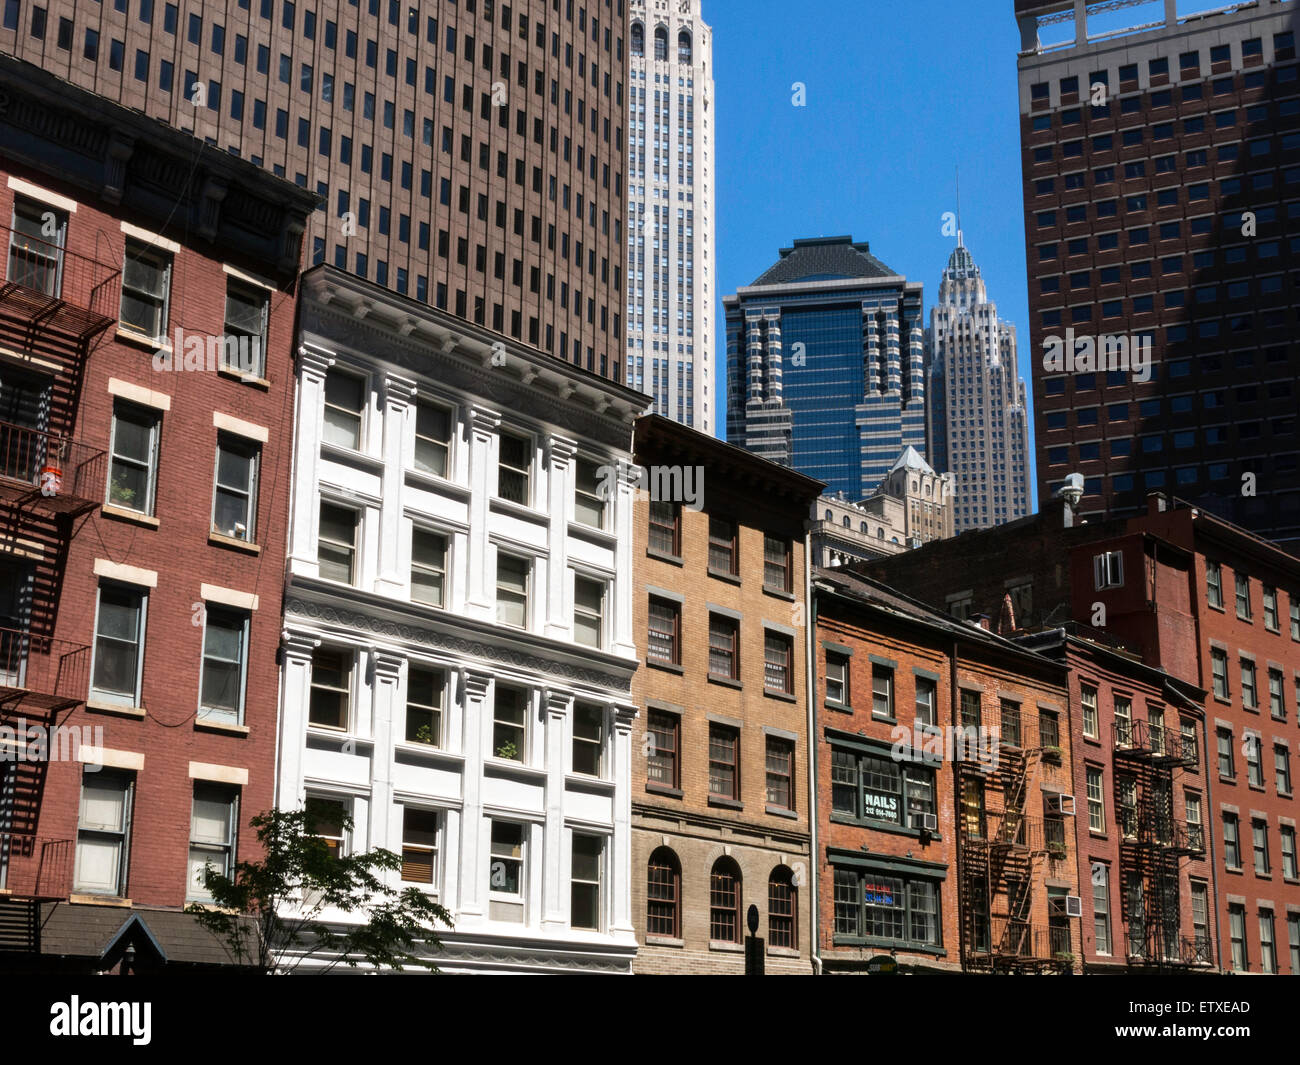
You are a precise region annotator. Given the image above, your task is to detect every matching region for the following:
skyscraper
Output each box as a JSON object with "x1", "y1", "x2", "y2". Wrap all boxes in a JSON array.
[
  {"x1": 0, "y1": 0, "x2": 629, "y2": 382},
  {"x1": 624, "y1": 0, "x2": 715, "y2": 433},
  {"x1": 1015, "y1": 0, "x2": 1300, "y2": 546},
  {"x1": 724, "y1": 235, "x2": 928, "y2": 499},
  {"x1": 928, "y1": 232, "x2": 1031, "y2": 531}
]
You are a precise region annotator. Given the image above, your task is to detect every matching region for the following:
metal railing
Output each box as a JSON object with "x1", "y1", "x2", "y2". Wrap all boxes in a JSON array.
[
  {"x1": 1, "y1": 224, "x2": 121, "y2": 340},
  {"x1": 0, "y1": 421, "x2": 105, "y2": 510},
  {"x1": 0, "y1": 834, "x2": 74, "y2": 899},
  {"x1": 0, "y1": 628, "x2": 91, "y2": 707}
]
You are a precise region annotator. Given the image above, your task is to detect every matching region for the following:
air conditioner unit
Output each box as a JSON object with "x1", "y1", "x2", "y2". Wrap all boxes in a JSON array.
[
  {"x1": 911, "y1": 812, "x2": 938, "y2": 833},
  {"x1": 1064, "y1": 895, "x2": 1083, "y2": 918},
  {"x1": 1057, "y1": 794, "x2": 1076, "y2": 816}
]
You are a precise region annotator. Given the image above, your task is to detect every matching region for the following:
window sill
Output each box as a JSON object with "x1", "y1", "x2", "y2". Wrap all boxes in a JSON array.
[
  {"x1": 321, "y1": 441, "x2": 384, "y2": 472},
  {"x1": 1247, "y1": 783, "x2": 1267, "y2": 793},
  {"x1": 762, "y1": 586, "x2": 795, "y2": 602},
  {"x1": 824, "y1": 701, "x2": 853, "y2": 714},
  {"x1": 217, "y1": 365, "x2": 271, "y2": 390},
  {"x1": 828, "y1": 813, "x2": 939, "y2": 841},
  {"x1": 707, "y1": 795, "x2": 743, "y2": 811},
  {"x1": 1206, "y1": 603, "x2": 1225, "y2": 614},
  {"x1": 404, "y1": 467, "x2": 470, "y2": 499},
  {"x1": 767, "y1": 946, "x2": 802, "y2": 958},
  {"x1": 393, "y1": 741, "x2": 463, "y2": 762},
  {"x1": 209, "y1": 530, "x2": 261, "y2": 554},
  {"x1": 101, "y1": 504, "x2": 159, "y2": 528},
  {"x1": 763, "y1": 688, "x2": 797, "y2": 703},
  {"x1": 645, "y1": 783, "x2": 684, "y2": 799},
  {"x1": 195, "y1": 717, "x2": 250, "y2": 736},
  {"x1": 69, "y1": 894, "x2": 132, "y2": 908},
  {"x1": 707, "y1": 674, "x2": 742, "y2": 691},
  {"x1": 1220, "y1": 774, "x2": 1237, "y2": 785},
  {"x1": 1213, "y1": 696, "x2": 1232, "y2": 706},
  {"x1": 707, "y1": 568, "x2": 741, "y2": 586},
  {"x1": 831, "y1": 936, "x2": 946, "y2": 957},
  {"x1": 115, "y1": 327, "x2": 167, "y2": 352},
  {"x1": 568, "y1": 521, "x2": 617, "y2": 547},
  {"x1": 765, "y1": 804, "x2": 798, "y2": 820},
  {"x1": 85, "y1": 700, "x2": 146, "y2": 719},
  {"x1": 709, "y1": 940, "x2": 745, "y2": 953},
  {"x1": 484, "y1": 757, "x2": 547, "y2": 781},
  {"x1": 490, "y1": 495, "x2": 549, "y2": 523},
  {"x1": 645, "y1": 548, "x2": 683, "y2": 567},
  {"x1": 645, "y1": 935, "x2": 684, "y2": 948},
  {"x1": 646, "y1": 659, "x2": 684, "y2": 675}
]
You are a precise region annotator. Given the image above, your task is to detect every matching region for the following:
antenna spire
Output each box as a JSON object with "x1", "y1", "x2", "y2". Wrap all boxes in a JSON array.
[{"x1": 955, "y1": 164, "x2": 963, "y2": 247}]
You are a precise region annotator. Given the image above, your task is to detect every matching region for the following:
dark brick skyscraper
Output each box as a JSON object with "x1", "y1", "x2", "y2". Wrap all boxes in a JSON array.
[
  {"x1": 1, "y1": 0, "x2": 628, "y2": 381},
  {"x1": 1015, "y1": 0, "x2": 1300, "y2": 548}
]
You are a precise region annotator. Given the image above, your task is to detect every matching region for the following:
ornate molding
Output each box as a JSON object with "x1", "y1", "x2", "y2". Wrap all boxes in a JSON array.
[{"x1": 284, "y1": 598, "x2": 631, "y2": 692}]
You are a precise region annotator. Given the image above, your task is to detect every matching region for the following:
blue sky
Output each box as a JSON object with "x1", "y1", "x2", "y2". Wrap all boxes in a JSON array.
[{"x1": 707, "y1": 0, "x2": 1036, "y2": 503}]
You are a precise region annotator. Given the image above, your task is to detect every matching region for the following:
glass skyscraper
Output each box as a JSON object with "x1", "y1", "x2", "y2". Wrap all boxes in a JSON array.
[{"x1": 724, "y1": 236, "x2": 929, "y2": 499}]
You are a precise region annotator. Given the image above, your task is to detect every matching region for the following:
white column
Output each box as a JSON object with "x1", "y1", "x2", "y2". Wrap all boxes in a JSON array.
[
  {"x1": 544, "y1": 435, "x2": 577, "y2": 640},
  {"x1": 276, "y1": 630, "x2": 321, "y2": 810},
  {"x1": 456, "y1": 668, "x2": 492, "y2": 919},
  {"x1": 611, "y1": 461, "x2": 640, "y2": 660},
  {"x1": 465, "y1": 406, "x2": 500, "y2": 620},
  {"x1": 541, "y1": 688, "x2": 572, "y2": 930},
  {"x1": 287, "y1": 345, "x2": 335, "y2": 579},
  {"x1": 374, "y1": 374, "x2": 418, "y2": 596},
  {"x1": 610, "y1": 704, "x2": 637, "y2": 936},
  {"x1": 368, "y1": 651, "x2": 403, "y2": 857}
]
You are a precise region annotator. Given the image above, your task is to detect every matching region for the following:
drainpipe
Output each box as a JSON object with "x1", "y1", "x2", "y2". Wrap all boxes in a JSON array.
[
  {"x1": 1200, "y1": 711, "x2": 1226, "y2": 973},
  {"x1": 951, "y1": 634, "x2": 966, "y2": 971},
  {"x1": 805, "y1": 529, "x2": 823, "y2": 975}
]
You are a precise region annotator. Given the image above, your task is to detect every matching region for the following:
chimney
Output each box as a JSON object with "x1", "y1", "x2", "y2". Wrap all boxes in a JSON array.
[{"x1": 970, "y1": 613, "x2": 992, "y2": 631}]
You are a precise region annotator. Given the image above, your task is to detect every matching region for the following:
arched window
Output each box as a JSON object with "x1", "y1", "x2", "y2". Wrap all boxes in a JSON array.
[
  {"x1": 824, "y1": 509, "x2": 833, "y2": 521},
  {"x1": 891, "y1": 536, "x2": 900, "y2": 544},
  {"x1": 654, "y1": 25, "x2": 668, "y2": 61},
  {"x1": 877, "y1": 528, "x2": 885, "y2": 539},
  {"x1": 678, "y1": 29, "x2": 692, "y2": 63},
  {"x1": 860, "y1": 521, "x2": 868, "y2": 533},
  {"x1": 709, "y1": 857, "x2": 742, "y2": 943},
  {"x1": 842, "y1": 515, "x2": 851, "y2": 528},
  {"x1": 647, "y1": 847, "x2": 681, "y2": 938},
  {"x1": 631, "y1": 22, "x2": 644, "y2": 57},
  {"x1": 768, "y1": 866, "x2": 797, "y2": 949},
  {"x1": 925, "y1": 484, "x2": 932, "y2": 498}
]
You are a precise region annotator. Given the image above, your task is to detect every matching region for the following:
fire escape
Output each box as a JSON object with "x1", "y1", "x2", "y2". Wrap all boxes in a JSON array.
[
  {"x1": 958, "y1": 707, "x2": 1073, "y2": 973},
  {"x1": 0, "y1": 221, "x2": 116, "y2": 956},
  {"x1": 1113, "y1": 717, "x2": 1211, "y2": 971}
]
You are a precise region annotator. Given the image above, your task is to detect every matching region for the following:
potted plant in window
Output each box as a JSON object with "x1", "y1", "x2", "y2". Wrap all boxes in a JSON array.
[
  {"x1": 1042, "y1": 744, "x2": 1063, "y2": 765},
  {"x1": 110, "y1": 473, "x2": 139, "y2": 510},
  {"x1": 413, "y1": 724, "x2": 435, "y2": 746},
  {"x1": 1053, "y1": 950, "x2": 1076, "y2": 964},
  {"x1": 1047, "y1": 839, "x2": 1068, "y2": 860},
  {"x1": 495, "y1": 740, "x2": 518, "y2": 761}
]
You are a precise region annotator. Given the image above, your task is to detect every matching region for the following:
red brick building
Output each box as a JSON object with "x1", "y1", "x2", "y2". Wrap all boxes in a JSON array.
[
  {"x1": 813, "y1": 569, "x2": 1079, "y2": 974},
  {"x1": 0, "y1": 55, "x2": 316, "y2": 971}
]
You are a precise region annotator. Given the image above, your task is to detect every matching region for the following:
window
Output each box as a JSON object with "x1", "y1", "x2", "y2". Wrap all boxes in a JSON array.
[
  {"x1": 764, "y1": 631, "x2": 793, "y2": 694},
  {"x1": 1001, "y1": 699, "x2": 1022, "y2": 748},
  {"x1": 1277, "y1": 745, "x2": 1292, "y2": 795},
  {"x1": 765, "y1": 736, "x2": 794, "y2": 810},
  {"x1": 497, "y1": 430, "x2": 531, "y2": 504},
  {"x1": 198, "y1": 607, "x2": 248, "y2": 724},
  {"x1": 91, "y1": 584, "x2": 147, "y2": 707},
  {"x1": 1113, "y1": 695, "x2": 1132, "y2": 746},
  {"x1": 1081, "y1": 685, "x2": 1098, "y2": 739},
  {"x1": 489, "y1": 820, "x2": 525, "y2": 899},
  {"x1": 496, "y1": 554, "x2": 529, "y2": 628},
  {"x1": 1093, "y1": 863, "x2": 1112, "y2": 955},
  {"x1": 1086, "y1": 766, "x2": 1105, "y2": 832},
  {"x1": 1242, "y1": 660, "x2": 1258, "y2": 711},
  {"x1": 306, "y1": 798, "x2": 347, "y2": 859},
  {"x1": 873, "y1": 666, "x2": 895, "y2": 719},
  {"x1": 1246, "y1": 732, "x2": 1265, "y2": 787},
  {"x1": 74, "y1": 770, "x2": 133, "y2": 896},
  {"x1": 573, "y1": 575, "x2": 605, "y2": 648},
  {"x1": 709, "y1": 858, "x2": 742, "y2": 943},
  {"x1": 1224, "y1": 813, "x2": 1241, "y2": 868},
  {"x1": 1229, "y1": 904, "x2": 1247, "y2": 971},
  {"x1": 708, "y1": 614, "x2": 739, "y2": 681},
  {"x1": 833, "y1": 867, "x2": 942, "y2": 947},
  {"x1": 1282, "y1": 825, "x2": 1298, "y2": 880},
  {"x1": 322, "y1": 371, "x2": 365, "y2": 450},
  {"x1": 708, "y1": 516, "x2": 737, "y2": 575},
  {"x1": 574, "y1": 458, "x2": 606, "y2": 528},
  {"x1": 1292, "y1": 597, "x2": 1299, "y2": 641},
  {"x1": 1270, "y1": 670, "x2": 1286, "y2": 720},
  {"x1": 571, "y1": 834, "x2": 603, "y2": 930},
  {"x1": 408, "y1": 528, "x2": 447, "y2": 608},
  {"x1": 317, "y1": 502, "x2": 358, "y2": 583},
  {"x1": 1264, "y1": 587, "x2": 1280, "y2": 632},
  {"x1": 1254, "y1": 819, "x2": 1271, "y2": 875},
  {"x1": 647, "y1": 711, "x2": 679, "y2": 790},
  {"x1": 107, "y1": 402, "x2": 160, "y2": 515},
  {"x1": 915, "y1": 677, "x2": 936, "y2": 727},
  {"x1": 400, "y1": 808, "x2": 439, "y2": 884},
  {"x1": 769, "y1": 867, "x2": 797, "y2": 949},
  {"x1": 1235, "y1": 571, "x2": 1252, "y2": 620},
  {"x1": 119, "y1": 239, "x2": 171, "y2": 341},
  {"x1": 708, "y1": 723, "x2": 740, "y2": 800},
  {"x1": 308, "y1": 648, "x2": 351, "y2": 730},
  {"x1": 8, "y1": 197, "x2": 66, "y2": 297},
  {"x1": 413, "y1": 402, "x2": 451, "y2": 476},
  {"x1": 960, "y1": 689, "x2": 980, "y2": 729},
  {"x1": 763, "y1": 535, "x2": 791, "y2": 593},
  {"x1": 405, "y1": 666, "x2": 443, "y2": 746},
  {"x1": 647, "y1": 500, "x2": 680, "y2": 556},
  {"x1": 1040, "y1": 709, "x2": 1059, "y2": 749},
  {"x1": 647, "y1": 596, "x2": 680, "y2": 666},
  {"x1": 211, "y1": 435, "x2": 258, "y2": 541},
  {"x1": 184, "y1": 781, "x2": 239, "y2": 905},
  {"x1": 1261, "y1": 910, "x2": 1278, "y2": 974},
  {"x1": 832, "y1": 748, "x2": 933, "y2": 827},
  {"x1": 492, "y1": 685, "x2": 527, "y2": 761},
  {"x1": 646, "y1": 848, "x2": 681, "y2": 937},
  {"x1": 572, "y1": 703, "x2": 603, "y2": 777},
  {"x1": 1217, "y1": 727, "x2": 1235, "y2": 778},
  {"x1": 1211, "y1": 648, "x2": 1230, "y2": 700},
  {"x1": 1094, "y1": 550, "x2": 1123, "y2": 589},
  {"x1": 1190, "y1": 881, "x2": 1210, "y2": 956},
  {"x1": 1206, "y1": 560, "x2": 1223, "y2": 608},
  {"x1": 222, "y1": 279, "x2": 268, "y2": 377}
]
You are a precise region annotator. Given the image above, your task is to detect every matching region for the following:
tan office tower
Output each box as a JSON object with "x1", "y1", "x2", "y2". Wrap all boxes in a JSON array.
[{"x1": 0, "y1": 0, "x2": 629, "y2": 381}]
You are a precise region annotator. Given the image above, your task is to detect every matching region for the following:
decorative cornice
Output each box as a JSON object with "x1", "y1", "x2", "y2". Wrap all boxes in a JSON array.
[
  {"x1": 297, "y1": 344, "x2": 336, "y2": 381},
  {"x1": 381, "y1": 372, "x2": 419, "y2": 409},
  {"x1": 285, "y1": 598, "x2": 631, "y2": 692}
]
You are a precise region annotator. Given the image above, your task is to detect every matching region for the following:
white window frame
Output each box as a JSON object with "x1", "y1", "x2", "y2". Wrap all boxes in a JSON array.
[
  {"x1": 404, "y1": 665, "x2": 445, "y2": 748},
  {"x1": 488, "y1": 819, "x2": 527, "y2": 902},
  {"x1": 1094, "y1": 550, "x2": 1124, "y2": 590},
  {"x1": 496, "y1": 428, "x2": 533, "y2": 506},
  {"x1": 491, "y1": 684, "x2": 528, "y2": 762},
  {"x1": 1081, "y1": 684, "x2": 1099, "y2": 739},
  {"x1": 187, "y1": 782, "x2": 238, "y2": 902},
  {"x1": 399, "y1": 805, "x2": 441, "y2": 888},
  {"x1": 826, "y1": 653, "x2": 849, "y2": 706},
  {"x1": 211, "y1": 433, "x2": 259, "y2": 542},
  {"x1": 308, "y1": 647, "x2": 353, "y2": 732},
  {"x1": 573, "y1": 572, "x2": 607, "y2": 649},
  {"x1": 106, "y1": 401, "x2": 161, "y2": 516},
  {"x1": 495, "y1": 551, "x2": 531, "y2": 629},
  {"x1": 8, "y1": 196, "x2": 66, "y2": 297},
  {"x1": 119, "y1": 237, "x2": 173, "y2": 343},
  {"x1": 570, "y1": 831, "x2": 605, "y2": 932},
  {"x1": 89, "y1": 581, "x2": 148, "y2": 708},
  {"x1": 222, "y1": 277, "x2": 270, "y2": 377},
  {"x1": 410, "y1": 525, "x2": 448, "y2": 608},
  {"x1": 571, "y1": 702, "x2": 605, "y2": 777},
  {"x1": 413, "y1": 399, "x2": 453, "y2": 478},
  {"x1": 197, "y1": 605, "x2": 250, "y2": 725},
  {"x1": 73, "y1": 769, "x2": 133, "y2": 897},
  {"x1": 322, "y1": 369, "x2": 367, "y2": 451},
  {"x1": 318, "y1": 499, "x2": 360, "y2": 584},
  {"x1": 573, "y1": 456, "x2": 608, "y2": 530}
]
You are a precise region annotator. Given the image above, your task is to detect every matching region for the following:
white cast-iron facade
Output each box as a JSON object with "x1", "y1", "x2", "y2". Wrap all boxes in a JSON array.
[{"x1": 277, "y1": 265, "x2": 644, "y2": 973}]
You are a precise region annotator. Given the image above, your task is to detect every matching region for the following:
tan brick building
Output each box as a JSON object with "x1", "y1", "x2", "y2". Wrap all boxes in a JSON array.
[
  {"x1": 813, "y1": 570, "x2": 1080, "y2": 973},
  {"x1": 628, "y1": 414, "x2": 822, "y2": 974}
]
